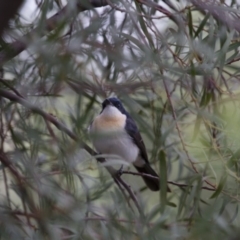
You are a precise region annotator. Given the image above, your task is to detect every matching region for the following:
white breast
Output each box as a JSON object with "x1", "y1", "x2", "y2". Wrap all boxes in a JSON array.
[
  {"x1": 90, "y1": 105, "x2": 140, "y2": 164},
  {"x1": 93, "y1": 130, "x2": 139, "y2": 164}
]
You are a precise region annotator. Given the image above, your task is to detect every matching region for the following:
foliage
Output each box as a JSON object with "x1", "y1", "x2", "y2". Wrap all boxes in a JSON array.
[{"x1": 0, "y1": 0, "x2": 240, "y2": 239}]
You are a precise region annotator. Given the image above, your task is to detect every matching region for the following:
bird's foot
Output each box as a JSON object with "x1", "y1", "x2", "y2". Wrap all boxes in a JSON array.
[{"x1": 117, "y1": 165, "x2": 124, "y2": 176}]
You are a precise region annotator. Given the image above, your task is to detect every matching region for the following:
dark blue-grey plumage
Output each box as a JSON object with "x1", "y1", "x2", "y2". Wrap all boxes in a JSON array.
[{"x1": 102, "y1": 97, "x2": 127, "y2": 115}]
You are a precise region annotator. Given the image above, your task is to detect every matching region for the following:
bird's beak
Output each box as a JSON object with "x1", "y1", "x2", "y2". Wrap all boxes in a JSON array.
[
  {"x1": 102, "y1": 98, "x2": 113, "y2": 110},
  {"x1": 105, "y1": 99, "x2": 113, "y2": 106}
]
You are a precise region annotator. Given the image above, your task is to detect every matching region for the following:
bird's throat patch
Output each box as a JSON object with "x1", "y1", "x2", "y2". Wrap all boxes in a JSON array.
[{"x1": 92, "y1": 114, "x2": 127, "y2": 132}]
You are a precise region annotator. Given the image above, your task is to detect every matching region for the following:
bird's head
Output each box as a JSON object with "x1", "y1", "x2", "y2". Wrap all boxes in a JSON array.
[{"x1": 100, "y1": 97, "x2": 127, "y2": 119}]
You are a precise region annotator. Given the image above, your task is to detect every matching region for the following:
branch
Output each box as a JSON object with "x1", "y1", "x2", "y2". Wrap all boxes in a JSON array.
[
  {"x1": 0, "y1": 88, "x2": 141, "y2": 213},
  {"x1": 122, "y1": 171, "x2": 215, "y2": 191},
  {"x1": 0, "y1": 0, "x2": 109, "y2": 66},
  {"x1": 12, "y1": 211, "x2": 154, "y2": 226}
]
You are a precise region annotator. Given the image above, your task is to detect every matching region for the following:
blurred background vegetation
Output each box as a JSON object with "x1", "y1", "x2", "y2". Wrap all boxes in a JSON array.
[{"x1": 0, "y1": 0, "x2": 240, "y2": 239}]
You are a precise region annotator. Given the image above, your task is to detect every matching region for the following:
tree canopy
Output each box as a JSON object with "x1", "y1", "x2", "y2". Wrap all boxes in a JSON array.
[{"x1": 0, "y1": 0, "x2": 240, "y2": 239}]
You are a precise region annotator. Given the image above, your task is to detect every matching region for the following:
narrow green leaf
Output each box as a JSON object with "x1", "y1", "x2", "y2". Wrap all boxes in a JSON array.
[
  {"x1": 228, "y1": 41, "x2": 240, "y2": 52},
  {"x1": 167, "y1": 201, "x2": 177, "y2": 207},
  {"x1": 230, "y1": 204, "x2": 239, "y2": 223},
  {"x1": 225, "y1": 51, "x2": 239, "y2": 64},
  {"x1": 216, "y1": 30, "x2": 234, "y2": 74},
  {"x1": 192, "y1": 115, "x2": 202, "y2": 141},
  {"x1": 188, "y1": 9, "x2": 193, "y2": 38},
  {"x1": 177, "y1": 183, "x2": 191, "y2": 217},
  {"x1": 200, "y1": 88, "x2": 212, "y2": 107},
  {"x1": 134, "y1": 0, "x2": 155, "y2": 49},
  {"x1": 186, "y1": 62, "x2": 205, "y2": 76},
  {"x1": 210, "y1": 175, "x2": 227, "y2": 199},
  {"x1": 159, "y1": 150, "x2": 167, "y2": 213},
  {"x1": 194, "y1": 14, "x2": 210, "y2": 38},
  {"x1": 120, "y1": 32, "x2": 147, "y2": 52},
  {"x1": 227, "y1": 149, "x2": 240, "y2": 168}
]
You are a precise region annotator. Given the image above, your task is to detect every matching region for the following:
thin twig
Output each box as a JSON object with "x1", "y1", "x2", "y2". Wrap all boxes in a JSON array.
[
  {"x1": 122, "y1": 170, "x2": 215, "y2": 191},
  {"x1": 167, "y1": 181, "x2": 215, "y2": 191},
  {"x1": 227, "y1": 56, "x2": 240, "y2": 65},
  {"x1": 12, "y1": 210, "x2": 153, "y2": 226},
  {"x1": 0, "y1": 79, "x2": 24, "y2": 98},
  {"x1": 117, "y1": 176, "x2": 142, "y2": 213},
  {"x1": 112, "y1": 175, "x2": 135, "y2": 211}
]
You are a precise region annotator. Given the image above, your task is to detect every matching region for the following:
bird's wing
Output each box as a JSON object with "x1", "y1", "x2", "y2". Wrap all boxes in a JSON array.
[{"x1": 125, "y1": 116, "x2": 149, "y2": 163}]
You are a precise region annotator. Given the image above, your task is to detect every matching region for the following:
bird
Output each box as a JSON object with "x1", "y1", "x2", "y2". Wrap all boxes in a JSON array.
[{"x1": 89, "y1": 97, "x2": 170, "y2": 192}]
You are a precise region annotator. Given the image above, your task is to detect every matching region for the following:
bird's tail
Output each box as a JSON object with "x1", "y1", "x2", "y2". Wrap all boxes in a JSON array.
[{"x1": 135, "y1": 164, "x2": 171, "y2": 192}]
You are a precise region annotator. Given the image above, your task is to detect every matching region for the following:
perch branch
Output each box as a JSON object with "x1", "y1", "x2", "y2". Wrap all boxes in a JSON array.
[{"x1": 122, "y1": 170, "x2": 215, "y2": 191}]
